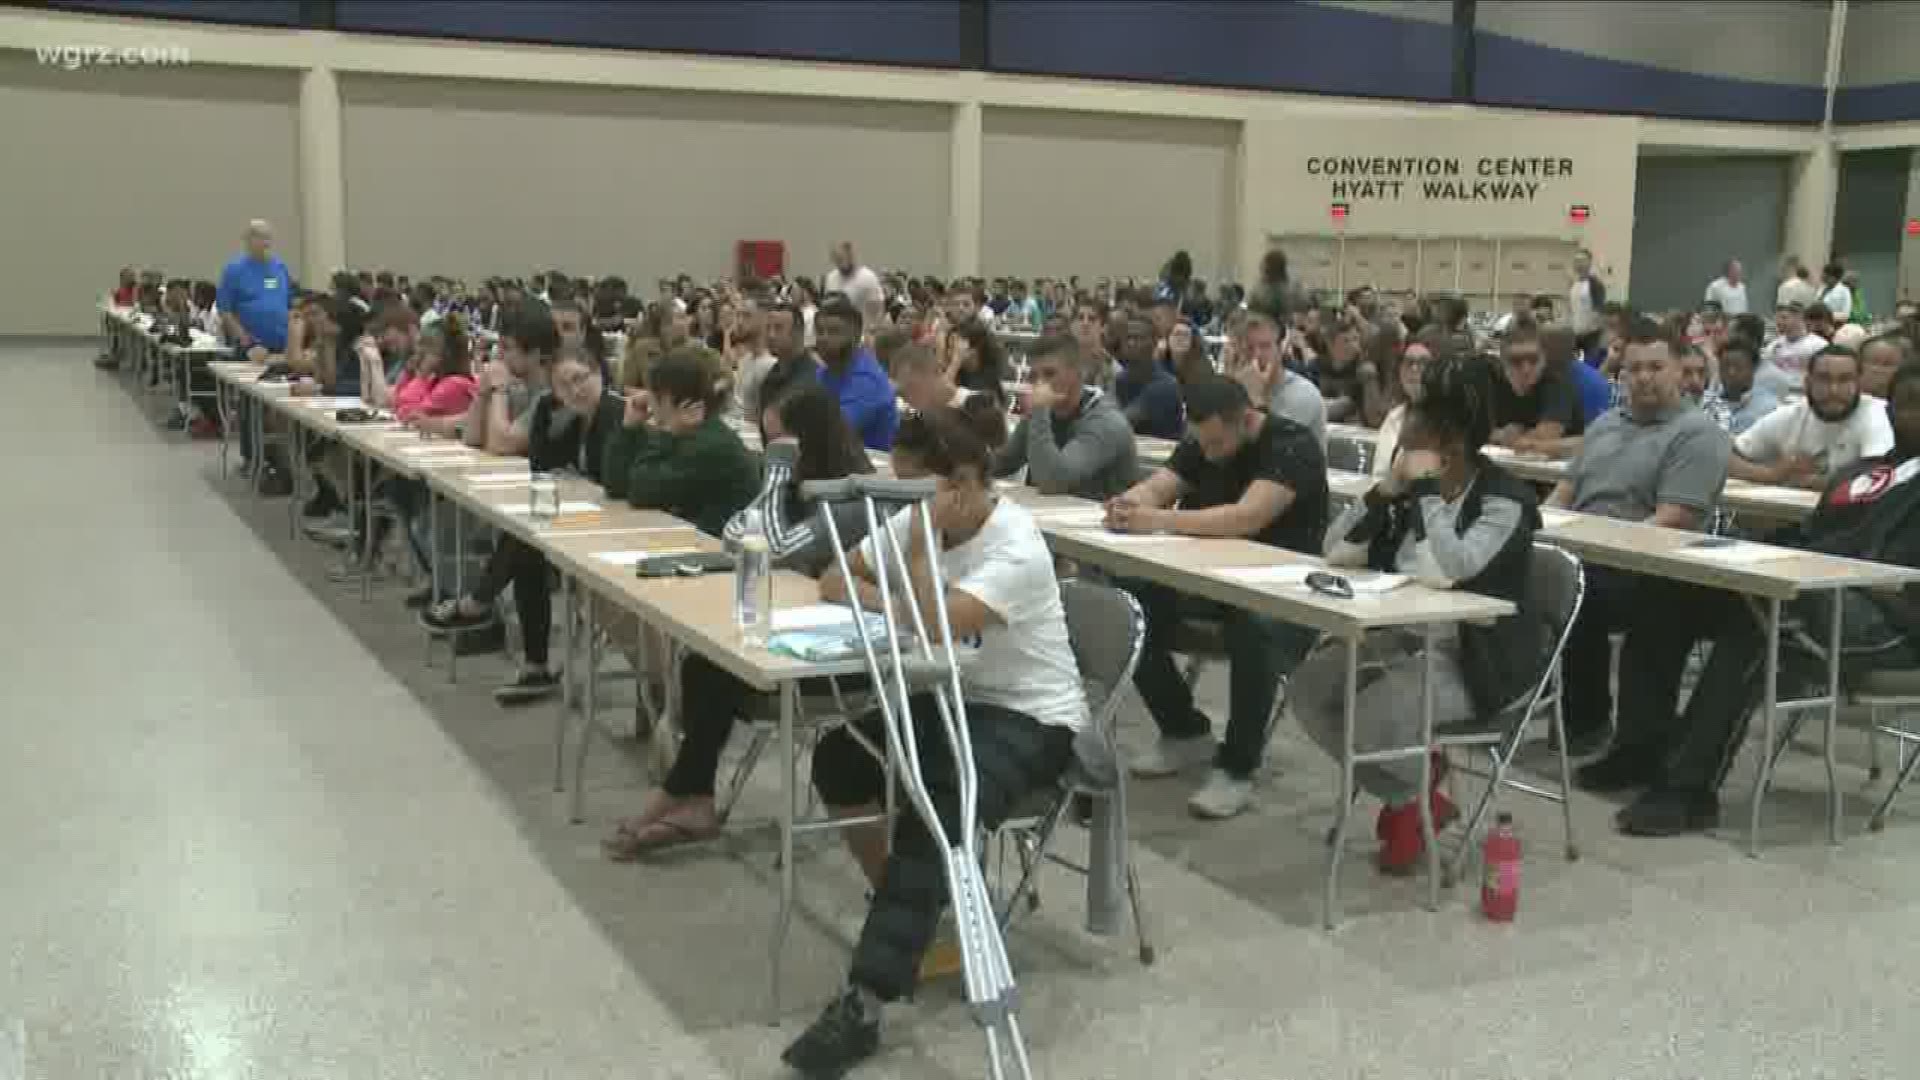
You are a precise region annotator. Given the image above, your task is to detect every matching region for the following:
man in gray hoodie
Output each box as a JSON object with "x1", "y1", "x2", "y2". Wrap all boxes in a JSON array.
[{"x1": 995, "y1": 333, "x2": 1140, "y2": 500}]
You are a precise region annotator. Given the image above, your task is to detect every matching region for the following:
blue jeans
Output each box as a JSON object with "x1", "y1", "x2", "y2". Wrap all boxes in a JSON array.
[{"x1": 1121, "y1": 578, "x2": 1319, "y2": 779}]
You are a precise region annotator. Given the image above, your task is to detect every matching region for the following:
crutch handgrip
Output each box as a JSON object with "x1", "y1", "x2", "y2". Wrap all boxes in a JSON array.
[{"x1": 855, "y1": 476, "x2": 939, "y2": 502}]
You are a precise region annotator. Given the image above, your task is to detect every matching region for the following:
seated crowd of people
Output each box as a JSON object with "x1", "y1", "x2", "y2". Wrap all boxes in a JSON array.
[{"x1": 117, "y1": 226, "x2": 1920, "y2": 1078}]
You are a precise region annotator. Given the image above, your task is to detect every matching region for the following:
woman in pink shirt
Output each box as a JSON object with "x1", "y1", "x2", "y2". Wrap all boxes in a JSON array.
[
  {"x1": 385, "y1": 313, "x2": 477, "y2": 603},
  {"x1": 395, "y1": 312, "x2": 478, "y2": 434}
]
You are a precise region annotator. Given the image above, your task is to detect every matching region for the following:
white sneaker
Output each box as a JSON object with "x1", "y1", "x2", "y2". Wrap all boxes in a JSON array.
[
  {"x1": 1130, "y1": 734, "x2": 1216, "y2": 779},
  {"x1": 1187, "y1": 769, "x2": 1254, "y2": 820}
]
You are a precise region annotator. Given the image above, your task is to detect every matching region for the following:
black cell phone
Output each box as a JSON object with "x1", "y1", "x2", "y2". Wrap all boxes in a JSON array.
[
  {"x1": 1688, "y1": 536, "x2": 1739, "y2": 549},
  {"x1": 1305, "y1": 571, "x2": 1354, "y2": 600},
  {"x1": 634, "y1": 551, "x2": 737, "y2": 578}
]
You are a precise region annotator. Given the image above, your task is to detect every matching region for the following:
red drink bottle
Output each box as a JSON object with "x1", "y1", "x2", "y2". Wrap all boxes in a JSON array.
[{"x1": 1481, "y1": 812, "x2": 1520, "y2": 922}]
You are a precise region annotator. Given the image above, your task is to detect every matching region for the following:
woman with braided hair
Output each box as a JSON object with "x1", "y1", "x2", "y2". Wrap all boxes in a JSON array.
[{"x1": 1291, "y1": 356, "x2": 1550, "y2": 873}]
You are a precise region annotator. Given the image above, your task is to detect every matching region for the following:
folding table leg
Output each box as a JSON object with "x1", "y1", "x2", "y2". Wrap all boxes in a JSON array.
[
  {"x1": 1322, "y1": 636, "x2": 1361, "y2": 930},
  {"x1": 1748, "y1": 598, "x2": 1783, "y2": 857},
  {"x1": 1824, "y1": 588, "x2": 1845, "y2": 845}
]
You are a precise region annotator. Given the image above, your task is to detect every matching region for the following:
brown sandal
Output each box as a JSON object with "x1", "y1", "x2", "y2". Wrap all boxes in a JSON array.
[{"x1": 601, "y1": 814, "x2": 719, "y2": 861}]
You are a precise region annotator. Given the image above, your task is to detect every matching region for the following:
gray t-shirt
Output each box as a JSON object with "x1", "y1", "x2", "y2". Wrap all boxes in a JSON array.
[
  {"x1": 510, "y1": 386, "x2": 573, "y2": 443},
  {"x1": 1268, "y1": 372, "x2": 1327, "y2": 446},
  {"x1": 1569, "y1": 401, "x2": 1730, "y2": 523}
]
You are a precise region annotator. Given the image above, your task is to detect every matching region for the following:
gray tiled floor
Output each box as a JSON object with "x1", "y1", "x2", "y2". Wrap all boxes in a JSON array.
[{"x1": 5, "y1": 344, "x2": 1918, "y2": 1079}]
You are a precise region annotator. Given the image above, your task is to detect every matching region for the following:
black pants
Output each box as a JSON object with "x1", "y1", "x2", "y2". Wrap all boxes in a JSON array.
[
  {"x1": 812, "y1": 695, "x2": 1073, "y2": 1002},
  {"x1": 1560, "y1": 567, "x2": 1706, "y2": 748},
  {"x1": 665, "y1": 654, "x2": 753, "y2": 799},
  {"x1": 1638, "y1": 590, "x2": 1918, "y2": 794},
  {"x1": 1122, "y1": 578, "x2": 1318, "y2": 778},
  {"x1": 667, "y1": 660, "x2": 875, "y2": 798},
  {"x1": 472, "y1": 535, "x2": 552, "y2": 666}
]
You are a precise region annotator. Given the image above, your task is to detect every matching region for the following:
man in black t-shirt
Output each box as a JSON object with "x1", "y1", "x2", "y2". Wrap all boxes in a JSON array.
[
  {"x1": 1490, "y1": 318, "x2": 1581, "y2": 454},
  {"x1": 1105, "y1": 376, "x2": 1326, "y2": 819}
]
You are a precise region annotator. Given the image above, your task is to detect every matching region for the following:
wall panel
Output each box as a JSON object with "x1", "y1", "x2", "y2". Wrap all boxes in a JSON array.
[
  {"x1": 340, "y1": 75, "x2": 949, "y2": 286},
  {"x1": 334, "y1": 1, "x2": 966, "y2": 69},
  {"x1": 979, "y1": 107, "x2": 1235, "y2": 281},
  {"x1": 1629, "y1": 156, "x2": 1789, "y2": 313},
  {"x1": 0, "y1": 53, "x2": 300, "y2": 335},
  {"x1": 988, "y1": 0, "x2": 1453, "y2": 102},
  {"x1": 1476, "y1": 0, "x2": 1827, "y2": 124}
]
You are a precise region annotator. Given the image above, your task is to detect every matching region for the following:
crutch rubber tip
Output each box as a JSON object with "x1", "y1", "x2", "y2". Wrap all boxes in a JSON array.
[
  {"x1": 1565, "y1": 845, "x2": 1580, "y2": 862},
  {"x1": 1869, "y1": 816, "x2": 1888, "y2": 833},
  {"x1": 1870, "y1": 766, "x2": 1884, "y2": 781},
  {"x1": 1139, "y1": 945, "x2": 1156, "y2": 965}
]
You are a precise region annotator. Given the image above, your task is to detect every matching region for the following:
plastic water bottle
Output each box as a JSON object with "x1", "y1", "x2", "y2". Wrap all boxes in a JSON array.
[
  {"x1": 1480, "y1": 812, "x2": 1521, "y2": 923},
  {"x1": 528, "y1": 472, "x2": 559, "y2": 525},
  {"x1": 735, "y1": 507, "x2": 772, "y2": 647}
]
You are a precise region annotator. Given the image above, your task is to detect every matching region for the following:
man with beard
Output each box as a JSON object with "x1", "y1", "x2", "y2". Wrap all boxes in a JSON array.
[
  {"x1": 1608, "y1": 360, "x2": 1920, "y2": 836},
  {"x1": 1730, "y1": 345, "x2": 1892, "y2": 490},
  {"x1": 1545, "y1": 318, "x2": 1731, "y2": 762},
  {"x1": 814, "y1": 295, "x2": 898, "y2": 451}
]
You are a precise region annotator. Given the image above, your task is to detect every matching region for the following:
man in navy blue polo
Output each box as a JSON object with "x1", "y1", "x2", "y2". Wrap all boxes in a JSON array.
[{"x1": 218, "y1": 219, "x2": 292, "y2": 358}]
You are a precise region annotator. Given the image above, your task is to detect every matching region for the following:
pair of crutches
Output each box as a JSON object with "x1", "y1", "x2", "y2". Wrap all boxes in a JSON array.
[{"x1": 804, "y1": 475, "x2": 1035, "y2": 1080}]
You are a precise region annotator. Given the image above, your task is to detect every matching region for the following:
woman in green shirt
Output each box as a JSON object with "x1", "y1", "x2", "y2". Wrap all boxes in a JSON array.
[{"x1": 601, "y1": 344, "x2": 758, "y2": 535}]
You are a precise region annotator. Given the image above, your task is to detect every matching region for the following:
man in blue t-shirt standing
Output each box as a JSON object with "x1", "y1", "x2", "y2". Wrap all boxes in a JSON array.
[{"x1": 217, "y1": 219, "x2": 292, "y2": 358}]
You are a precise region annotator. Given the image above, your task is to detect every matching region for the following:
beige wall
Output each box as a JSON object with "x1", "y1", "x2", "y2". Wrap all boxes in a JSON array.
[
  {"x1": 980, "y1": 107, "x2": 1236, "y2": 283},
  {"x1": 341, "y1": 75, "x2": 950, "y2": 289},
  {"x1": 0, "y1": 53, "x2": 301, "y2": 336},
  {"x1": 1247, "y1": 114, "x2": 1640, "y2": 293},
  {"x1": 0, "y1": 7, "x2": 1838, "y2": 336}
]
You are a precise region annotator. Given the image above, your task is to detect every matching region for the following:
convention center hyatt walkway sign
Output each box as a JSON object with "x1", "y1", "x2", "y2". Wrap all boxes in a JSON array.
[
  {"x1": 1262, "y1": 115, "x2": 1636, "y2": 241},
  {"x1": 1305, "y1": 155, "x2": 1576, "y2": 204}
]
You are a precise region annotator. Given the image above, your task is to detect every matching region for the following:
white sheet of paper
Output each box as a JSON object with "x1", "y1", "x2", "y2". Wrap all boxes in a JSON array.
[
  {"x1": 1681, "y1": 542, "x2": 1799, "y2": 565},
  {"x1": 1032, "y1": 509, "x2": 1108, "y2": 528},
  {"x1": 772, "y1": 604, "x2": 861, "y2": 632},
  {"x1": 592, "y1": 548, "x2": 701, "y2": 567},
  {"x1": 1348, "y1": 572, "x2": 1410, "y2": 594},
  {"x1": 459, "y1": 471, "x2": 532, "y2": 484},
  {"x1": 1068, "y1": 529, "x2": 1177, "y2": 544},
  {"x1": 1541, "y1": 509, "x2": 1578, "y2": 528},
  {"x1": 396, "y1": 443, "x2": 473, "y2": 455},
  {"x1": 297, "y1": 397, "x2": 362, "y2": 409},
  {"x1": 1218, "y1": 564, "x2": 1316, "y2": 586},
  {"x1": 494, "y1": 500, "x2": 602, "y2": 515},
  {"x1": 1736, "y1": 484, "x2": 1818, "y2": 504}
]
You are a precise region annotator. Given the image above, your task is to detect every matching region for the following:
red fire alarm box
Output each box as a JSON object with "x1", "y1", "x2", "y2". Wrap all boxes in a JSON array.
[
  {"x1": 1568, "y1": 205, "x2": 1591, "y2": 225},
  {"x1": 735, "y1": 240, "x2": 785, "y2": 282}
]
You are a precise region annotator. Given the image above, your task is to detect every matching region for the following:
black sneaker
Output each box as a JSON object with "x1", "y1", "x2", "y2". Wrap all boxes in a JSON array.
[
  {"x1": 1616, "y1": 788, "x2": 1719, "y2": 837},
  {"x1": 781, "y1": 988, "x2": 880, "y2": 1079},
  {"x1": 493, "y1": 669, "x2": 560, "y2": 705},
  {"x1": 419, "y1": 599, "x2": 497, "y2": 634},
  {"x1": 259, "y1": 466, "x2": 293, "y2": 498}
]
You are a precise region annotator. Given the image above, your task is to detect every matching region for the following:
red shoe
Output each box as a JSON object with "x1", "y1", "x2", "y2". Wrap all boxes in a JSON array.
[
  {"x1": 1375, "y1": 789, "x2": 1459, "y2": 876},
  {"x1": 1379, "y1": 752, "x2": 1451, "y2": 842}
]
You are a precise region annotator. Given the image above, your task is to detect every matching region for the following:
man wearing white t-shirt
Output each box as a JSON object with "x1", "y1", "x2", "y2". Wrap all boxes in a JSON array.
[
  {"x1": 1820, "y1": 261, "x2": 1854, "y2": 325},
  {"x1": 1776, "y1": 257, "x2": 1820, "y2": 310},
  {"x1": 1568, "y1": 247, "x2": 1607, "y2": 353},
  {"x1": 1703, "y1": 258, "x2": 1749, "y2": 316},
  {"x1": 791, "y1": 410, "x2": 1083, "y2": 1077},
  {"x1": 1758, "y1": 301, "x2": 1828, "y2": 398},
  {"x1": 1732, "y1": 345, "x2": 1892, "y2": 489},
  {"x1": 824, "y1": 241, "x2": 885, "y2": 317}
]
